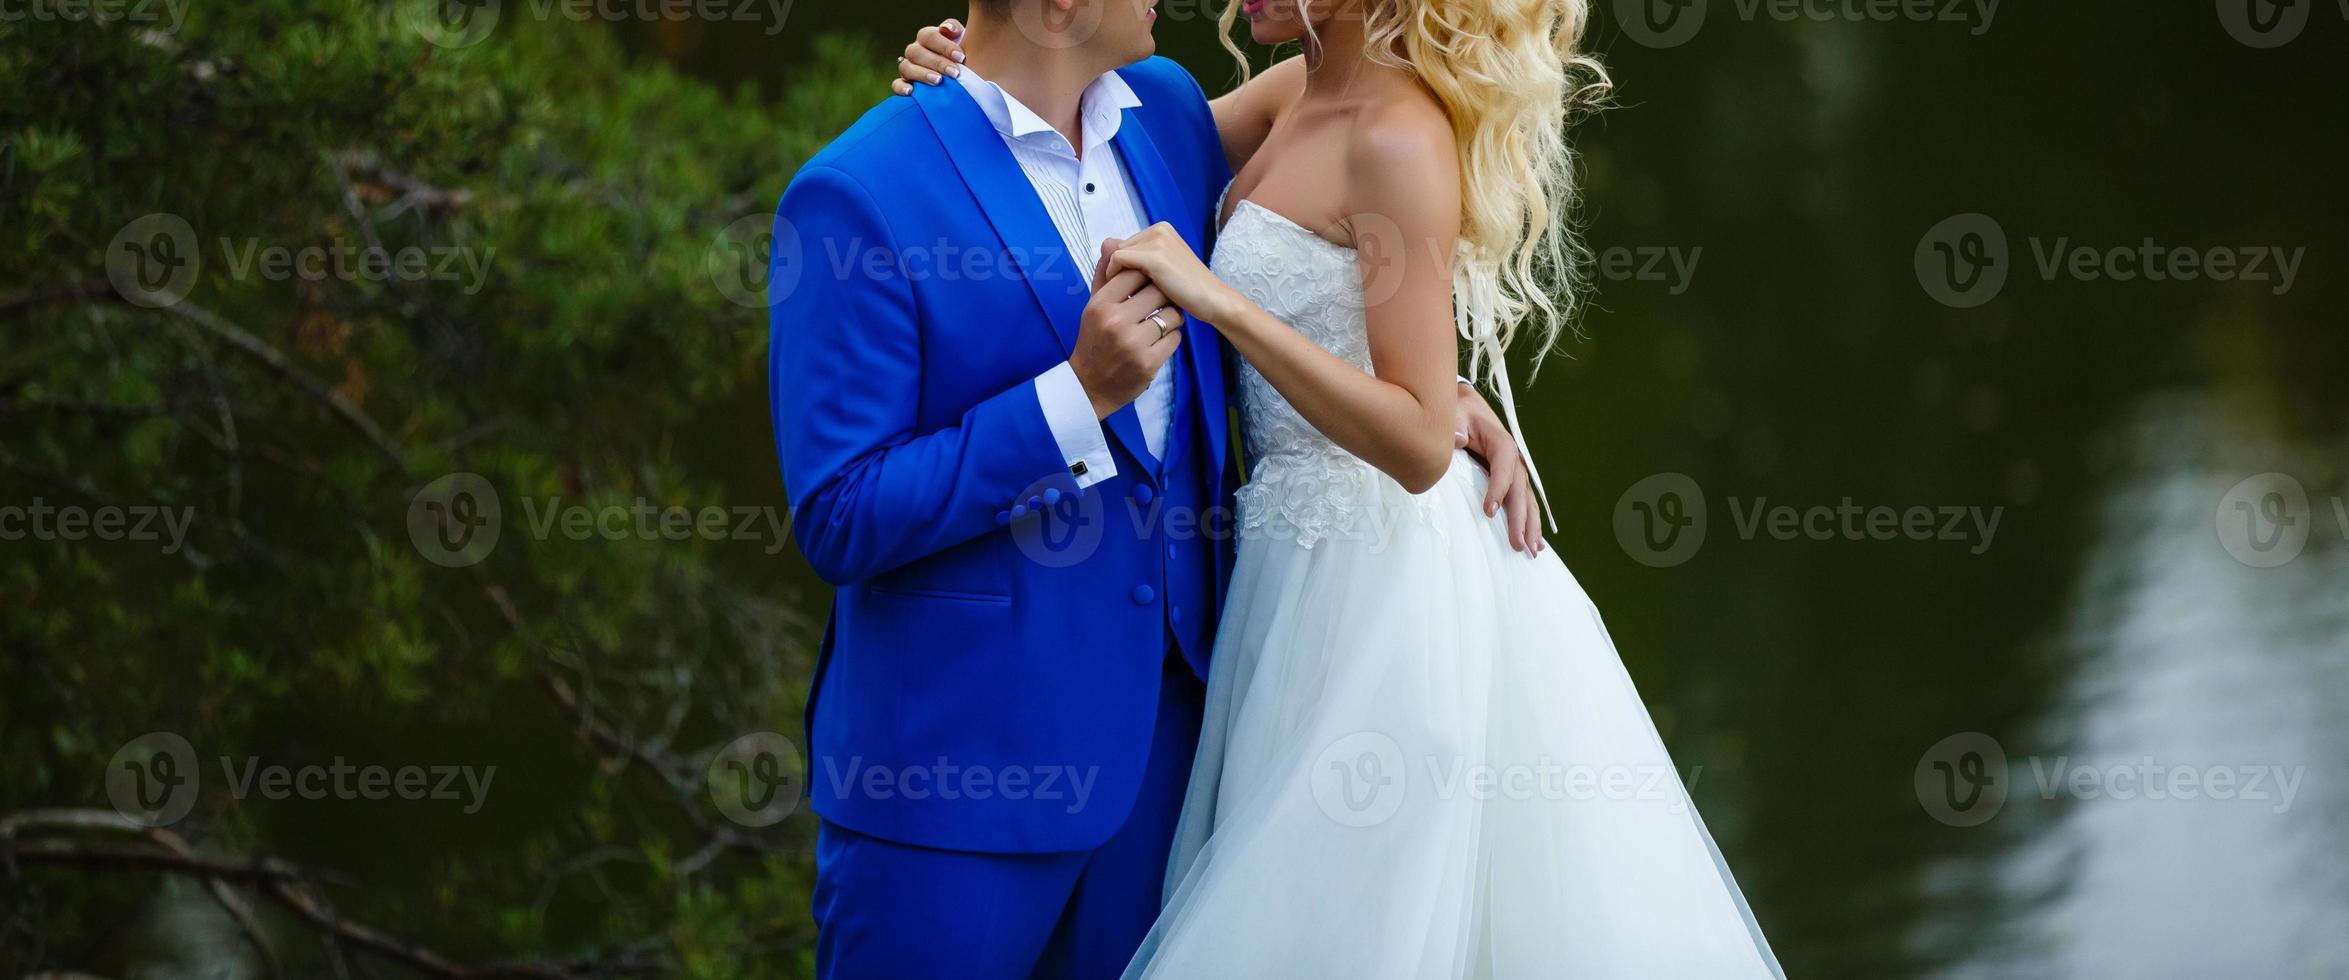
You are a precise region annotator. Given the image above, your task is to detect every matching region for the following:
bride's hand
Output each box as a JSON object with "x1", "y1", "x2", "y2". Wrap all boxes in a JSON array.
[
  {"x1": 1455, "y1": 385, "x2": 1543, "y2": 555},
  {"x1": 1102, "y1": 224, "x2": 1246, "y2": 325},
  {"x1": 889, "y1": 20, "x2": 966, "y2": 96}
]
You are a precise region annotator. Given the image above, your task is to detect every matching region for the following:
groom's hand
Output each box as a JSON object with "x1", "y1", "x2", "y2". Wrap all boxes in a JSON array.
[{"x1": 1070, "y1": 268, "x2": 1184, "y2": 420}]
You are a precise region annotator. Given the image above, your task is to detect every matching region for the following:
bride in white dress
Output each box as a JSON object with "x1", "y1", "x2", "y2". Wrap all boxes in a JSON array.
[{"x1": 910, "y1": 0, "x2": 1785, "y2": 974}]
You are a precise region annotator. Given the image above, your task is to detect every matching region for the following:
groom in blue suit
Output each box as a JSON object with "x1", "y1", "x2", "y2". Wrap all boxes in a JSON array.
[{"x1": 768, "y1": 1, "x2": 1230, "y2": 975}]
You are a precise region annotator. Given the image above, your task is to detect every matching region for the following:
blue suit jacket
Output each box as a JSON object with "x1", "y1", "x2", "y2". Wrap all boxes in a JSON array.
[{"x1": 769, "y1": 58, "x2": 1236, "y2": 854}]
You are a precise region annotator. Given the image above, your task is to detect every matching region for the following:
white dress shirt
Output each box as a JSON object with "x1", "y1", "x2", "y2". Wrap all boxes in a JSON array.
[{"x1": 956, "y1": 64, "x2": 1172, "y2": 488}]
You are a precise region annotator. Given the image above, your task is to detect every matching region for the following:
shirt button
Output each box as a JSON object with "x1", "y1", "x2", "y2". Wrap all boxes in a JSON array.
[
  {"x1": 1131, "y1": 584, "x2": 1155, "y2": 605},
  {"x1": 1085, "y1": 182, "x2": 1098, "y2": 194},
  {"x1": 1133, "y1": 484, "x2": 1155, "y2": 504}
]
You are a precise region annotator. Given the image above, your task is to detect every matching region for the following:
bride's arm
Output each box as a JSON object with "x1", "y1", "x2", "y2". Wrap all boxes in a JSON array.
[
  {"x1": 1206, "y1": 57, "x2": 1305, "y2": 174},
  {"x1": 891, "y1": 24, "x2": 1304, "y2": 175},
  {"x1": 1106, "y1": 127, "x2": 1464, "y2": 494}
]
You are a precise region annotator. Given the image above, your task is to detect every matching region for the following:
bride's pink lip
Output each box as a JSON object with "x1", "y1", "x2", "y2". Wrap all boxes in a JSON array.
[{"x1": 1241, "y1": 0, "x2": 1269, "y2": 15}]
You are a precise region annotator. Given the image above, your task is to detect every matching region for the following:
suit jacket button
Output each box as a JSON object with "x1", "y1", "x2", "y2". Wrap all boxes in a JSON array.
[
  {"x1": 995, "y1": 510, "x2": 1011, "y2": 525},
  {"x1": 1010, "y1": 503, "x2": 1029, "y2": 520},
  {"x1": 1043, "y1": 488, "x2": 1062, "y2": 505},
  {"x1": 1170, "y1": 605, "x2": 1183, "y2": 626},
  {"x1": 1134, "y1": 484, "x2": 1155, "y2": 505},
  {"x1": 1130, "y1": 584, "x2": 1155, "y2": 605}
]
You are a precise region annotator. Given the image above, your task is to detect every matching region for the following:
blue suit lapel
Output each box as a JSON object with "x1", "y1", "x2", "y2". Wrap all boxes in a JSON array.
[
  {"x1": 911, "y1": 80, "x2": 1087, "y2": 356},
  {"x1": 1111, "y1": 108, "x2": 1229, "y2": 478},
  {"x1": 914, "y1": 80, "x2": 1167, "y2": 480}
]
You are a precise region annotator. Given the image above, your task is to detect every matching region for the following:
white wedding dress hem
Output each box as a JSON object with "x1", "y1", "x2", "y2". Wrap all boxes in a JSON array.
[{"x1": 1121, "y1": 198, "x2": 1784, "y2": 979}]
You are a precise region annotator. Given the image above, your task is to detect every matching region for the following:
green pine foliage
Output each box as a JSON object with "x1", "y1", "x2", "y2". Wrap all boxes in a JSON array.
[{"x1": 2, "y1": 3, "x2": 879, "y2": 975}]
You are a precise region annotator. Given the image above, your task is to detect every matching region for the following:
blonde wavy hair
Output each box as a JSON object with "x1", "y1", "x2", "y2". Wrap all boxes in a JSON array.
[{"x1": 1219, "y1": 0, "x2": 1611, "y2": 380}]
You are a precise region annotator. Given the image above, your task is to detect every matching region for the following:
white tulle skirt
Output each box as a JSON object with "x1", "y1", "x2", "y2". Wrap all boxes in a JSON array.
[{"x1": 1125, "y1": 450, "x2": 1784, "y2": 978}]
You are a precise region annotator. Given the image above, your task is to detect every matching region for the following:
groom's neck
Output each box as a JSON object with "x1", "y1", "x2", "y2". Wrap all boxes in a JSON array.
[{"x1": 959, "y1": 11, "x2": 1118, "y2": 149}]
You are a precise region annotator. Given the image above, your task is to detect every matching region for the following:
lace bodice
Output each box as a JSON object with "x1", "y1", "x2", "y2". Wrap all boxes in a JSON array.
[{"x1": 1211, "y1": 199, "x2": 1438, "y2": 547}]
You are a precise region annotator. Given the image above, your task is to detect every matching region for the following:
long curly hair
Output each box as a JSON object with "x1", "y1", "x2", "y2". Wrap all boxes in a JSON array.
[{"x1": 1219, "y1": 0, "x2": 1612, "y2": 378}]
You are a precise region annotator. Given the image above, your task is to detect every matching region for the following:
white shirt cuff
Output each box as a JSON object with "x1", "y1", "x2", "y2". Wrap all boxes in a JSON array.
[{"x1": 1035, "y1": 361, "x2": 1116, "y2": 489}]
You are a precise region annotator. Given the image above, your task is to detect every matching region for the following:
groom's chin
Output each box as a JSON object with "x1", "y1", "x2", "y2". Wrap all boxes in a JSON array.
[{"x1": 1113, "y1": 24, "x2": 1157, "y2": 65}]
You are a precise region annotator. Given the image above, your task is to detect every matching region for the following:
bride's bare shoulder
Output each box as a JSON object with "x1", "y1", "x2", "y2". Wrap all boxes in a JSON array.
[{"x1": 1346, "y1": 95, "x2": 1460, "y2": 218}]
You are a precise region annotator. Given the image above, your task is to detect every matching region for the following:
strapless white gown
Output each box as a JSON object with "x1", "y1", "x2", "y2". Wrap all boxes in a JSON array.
[{"x1": 1122, "y1": 199, "x2": 1785, "y2": 978}]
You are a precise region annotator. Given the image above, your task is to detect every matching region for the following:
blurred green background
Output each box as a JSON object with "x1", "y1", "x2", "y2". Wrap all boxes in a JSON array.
[{"x1": 4, "y1": 1, "x2": 2344, "y2": 977}]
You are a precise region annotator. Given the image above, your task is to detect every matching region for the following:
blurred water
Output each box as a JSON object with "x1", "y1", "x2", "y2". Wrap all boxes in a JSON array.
[{"x1": 1914, "y1": 390, "x2": 2348, "y2": 978}]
